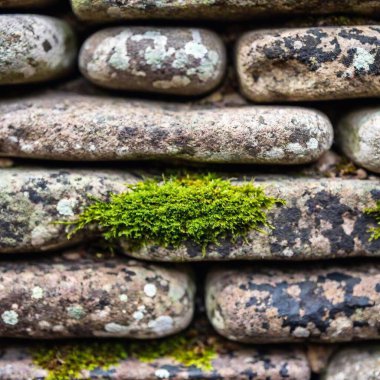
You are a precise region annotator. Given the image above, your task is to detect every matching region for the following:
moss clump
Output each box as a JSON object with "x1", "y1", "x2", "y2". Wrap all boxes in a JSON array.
[
  {"x1": 65, "y1": 174, "x2": 285, "y2": 253},
  {"x1": 128, "y1": 334, "x2": 217, "y2": 371},
  {"x1": 365, "y1": 201, "x2": 380, "y2": 241},
  {"x1": 32, "y1": 343, "x2": 127, "y2": 380}
]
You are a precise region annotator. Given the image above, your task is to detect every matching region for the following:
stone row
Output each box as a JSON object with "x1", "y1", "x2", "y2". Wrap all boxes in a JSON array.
[
  {"x1": 1, "y1": 168, "x2": 379, "y2": 259},
  {"x1": 0, "y1": 93, "x2": 333, "y2": 164},
  {"x1": 0, "y1": 249, "x2": 195, "y2": 338},
  {"x1": 69, "y1": 0, "x2": 380, "y2": 22},
  {"x1": 206, "y1": 263, "x2": 380, "y2": 343}
]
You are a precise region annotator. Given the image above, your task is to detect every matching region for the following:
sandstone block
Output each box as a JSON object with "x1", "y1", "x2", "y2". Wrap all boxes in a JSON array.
[{"x1": 236, "y1": 26, "x2": 380, "y2": 102}]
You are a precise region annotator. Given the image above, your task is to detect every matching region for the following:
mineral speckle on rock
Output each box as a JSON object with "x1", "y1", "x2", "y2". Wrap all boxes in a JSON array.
[
  {"x1": 206, "y1": 263, "x2": 380, "y2": 343},
  {"x1": 337, "y1": 108, "x2": 380, "y2": 173},
  {"x1": 70, "y1": 0, "x2": 380, "y2": 22},
  {"x1": 79, "y1": 27, "x2": 226, "y2": 96},
  {"x1": 0, "y1": 93, "x2": 332, "y2": 164},
  {"x1": 0, "y1": 251, "x2": 195, "y2": 338},
  {"x1": 0, "y1": 15, "x2": 76, "y2": 85},
  {"x1": 236, "y1": 26, "x2": 380, "y2": 102}
]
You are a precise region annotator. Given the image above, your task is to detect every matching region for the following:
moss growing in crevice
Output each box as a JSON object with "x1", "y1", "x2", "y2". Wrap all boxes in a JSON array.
[
  {"x1": 32, "y1": 343, "x2": 127, "y2": 380},
  {"x1": 64, "y1": 174, "x2": 285, "y2": 254},
  {"x1": 365, "y1": 201, "x2": 380, "y2": 241}
]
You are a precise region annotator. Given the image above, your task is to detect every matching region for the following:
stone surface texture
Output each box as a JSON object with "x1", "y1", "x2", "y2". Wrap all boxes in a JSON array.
[
  {"x1": 0, "y1": 0, "x2": 55, "y2": 7},
  {"x1": 337, "y1": 108, "x2": 380, "y2": 173},
  {"x1": 206, "y1": 264, "x2": 380, "y2": 343},
  {"x1": 0, "y1": 15, "x2": 76, "y2": 85},
  {"x1": 79, "y1": 27, "x2": 226, "y2": 96},
  {"x1": 236, "y1": 26, "x2": 380, "y2": 102},
  {"x1": 0, "y1": 93, "x2": 333, "y2": 164},
  {"x1": 123, "y1": 176, "x2": 380, "y2": 261},
  {"x1": 324, "y1": 345, "x2": 380, "y2": 380},
  {"x1": 0, "y1": 250, "x2": 195, "y2": 338},
  {"x1": 70, "y1": 0, "x2": 380, "y2": 22}
]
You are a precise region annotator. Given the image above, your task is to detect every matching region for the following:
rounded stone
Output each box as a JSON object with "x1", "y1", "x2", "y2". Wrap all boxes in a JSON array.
[
  {"x1": 206, "y1": 263, "x2": 380, "y2": 343},
  {"x1": 0, "y1": 15, "x2": 76, "y2": 85},
  {"x1": 236, "y1": 26, "x2": 380, "y2": 102},
  {"x1": 0, "y1": 252, "x2": 195, "y2": 338},
  {"x1": 337, "y1": 108, "x2": 380, "y2": 173},
  {"x1": 79, "y1": 27, "x2": 226, "y2": 96},
  {"x1": 0, "y1": 93, "x2": 332, "y2": 164},
  {"x1": 0, "y1": 0, "x2": 56, "y2": 7}
]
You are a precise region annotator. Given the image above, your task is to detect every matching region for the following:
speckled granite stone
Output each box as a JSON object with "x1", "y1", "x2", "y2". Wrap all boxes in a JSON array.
[
  {"x1": 337, "y1": 108, "x2": 380, "y2": 173},
  {"x1": 0, "y1": 15, "x2": 76, "y2": 85},
  {"x1": 236, "y1": 26, "x2": 380, "y2": 102},
  {"x1": 70, "y1": 0, "x2": 380, "y2": 22},
  {"x1": 324, "y1": 345, "x2": 380, "y2": 380},
  {"x1": 0, "y1": 250, "x2": 195, "y2": 338},
  {"x1": 0, "y1": 93, "x2": 332, "y2": 164},
  {"x1": 0, "y1": 0, "x2": 55, "y2": 7},
  {"x1": 79, "y1": 27, "x2": 226, "y2": 96},
  {"x1": 206, "y1": 263, "x2": 380, "y2": 343}
]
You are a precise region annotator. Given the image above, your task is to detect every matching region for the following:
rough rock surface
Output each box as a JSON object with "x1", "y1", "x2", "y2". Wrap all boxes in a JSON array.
[
  {"x1": 0, "y1": 0, "x2": 55, "y2": 7},
  {"x1": 206, "y1": 263, "x2": 380, "y2": 343},
  {"x1": 0, "y1": 250, "x2": 195, "y2": 338},
  {"x1": 337, "y1": 108, "x2": 380, "y2": 173},
  {"x1": 324, "y1": 345, "x2": 380, "y2": 380},
  {"x1": 236, "y1": 26, "x2": 380, "y2": 102},
  {"x1": 0, "y1": 15, "x2": 76, "y2": 85},
  {"x1": 79, "y1": 27, "x2": 226, "y2": 96},
  {"x1": 0, "y1": 93, "x2": 333, "y2": 164},
  {"x1": 70, "y1": 0, "x2": 380, "y2": 22},
  {"x1": 123, "y1": 176, "x2": 380, "y2": 261}
]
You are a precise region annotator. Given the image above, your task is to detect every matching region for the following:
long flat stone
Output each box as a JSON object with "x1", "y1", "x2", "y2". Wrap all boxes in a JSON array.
[
  {"x1": 0, "y1": 15, "x2": 76, "y2": 85},
  {"x1": 79, "y1": 27, "x2": 226, "y2": 96},
  {"x1": 0, "y1": 250, "x2": 195, "y2": 338},
  {"x1": 206, "y1": 263, "x2": 380, "y2": 343},
  {"x1": 70, "y1": 0, "x2": 380, "y2": 22},
  {"x1": 337, "y1": 108, "x2": 380, "y2": 173},
  {"x1": 236, "y1": 26, "x2": 380, "y2": 102},
  {"x1": 0, "y1": 93, "x2": 333, "y2": 164}
]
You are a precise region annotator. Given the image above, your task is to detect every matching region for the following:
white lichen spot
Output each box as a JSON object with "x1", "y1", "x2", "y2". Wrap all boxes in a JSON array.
[
  {"x1": 144, "y1": 283, "x2": 157, "y2": 298},
  {"x1": 67, "y1": 305, "x2": 86, "y2": 320},
  {"x1": 148, "y1": 315, "x2": 173, "y2": 334},
  {"x1": 104, "y1": 322, "x2": 130, "y2": 334},
  {"x1": 155, "y1": 368, "x2": 170, "y2": 379},
  {"x1": 1, "y1": 310, "x2": 18, "y2": 325},
  {"x1": 353, "y1": 47, "x2": 375, "y2": 72},
  {"x1": 293, "y1": 40, "x2": 303, "y2": 50},
  {"x1": 56, "y1": 198, "x2": 77, "y2": 216},
  {"x1": 31, "y1": 286, "x2": 44, "y2": 299},
  {"x1": 119, "y1": 294, "x2": 128, "y2": 302},
  {"x1": 133, "y1": 311, "x2": 144, "y2": 321}
]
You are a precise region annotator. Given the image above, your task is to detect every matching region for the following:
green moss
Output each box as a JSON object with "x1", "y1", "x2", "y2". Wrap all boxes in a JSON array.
[
  {"x1": 128, "y1": 334, "x2": 217, "y2": 371},
  {"x1": 365, "y1": 201, "x2": 380, "y2": 241},
  {"x1": 64, "y1": 174, "x2": 285, "y2": 254},
  {"x1": 32, "y1": 343, "x2": 127, "y2": 380}
]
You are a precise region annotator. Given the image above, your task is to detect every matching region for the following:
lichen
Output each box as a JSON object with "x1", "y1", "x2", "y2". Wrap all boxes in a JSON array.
[
  {"x1": 32, "y1": 343, "x2": 127, "y2": 380},
  {"x1": 63, "y1": 174, "x2": 285, "y2": 254},
  {"x1": 365, "y1": 201, "x2": 380, "y2": 241}
]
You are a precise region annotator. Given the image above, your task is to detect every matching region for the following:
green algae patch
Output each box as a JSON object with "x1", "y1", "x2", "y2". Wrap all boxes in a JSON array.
[
  {"x1": 128, "y1": 334, "x2": 217, "y2": 371},
  {"x1": 32, "y1": 343, "x2": 127, "y2": 380},
  {"x1": 366, "y1": 201, "x2": 380, "y2": 241},
  {"x1": 64, "y1": 174, "x2": 285, "y2": 253}
]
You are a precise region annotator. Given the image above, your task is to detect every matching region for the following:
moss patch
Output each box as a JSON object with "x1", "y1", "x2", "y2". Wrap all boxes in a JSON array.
[
  {"x1": 64, "y1": 174, "x2": 285, "y2": 253},
  {"x1": 32, "y1": 343, "x2": 127, "y2": 380},
  {"x1": 365, "y1": 201, "x2": 380, "y2": 241}
]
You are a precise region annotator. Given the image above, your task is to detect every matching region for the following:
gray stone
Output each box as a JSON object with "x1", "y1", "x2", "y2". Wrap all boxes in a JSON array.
[
  {"x1": 236, "y1": 26, "x2": 380, "y2": 102},
  {"x1": 337, "y1": 108, "x2": 380, "y2": 173},
  {"x1": 0, "y1": 93, "x2": 333, "y2": 164},
  {"x1": 0, "y1": 0, "x2": 55, "y2": 7},
  {"x1": 0, "y1": 249, "x2": 195, "y2": 338},
  {"x1": 70, "y1": 0, "x2": 380, "y2": 22},
  {"x1": 324, "y1": 345, "x2": 380, "y2": 380},
  {"x1": 0, "y1": 15, "x2": 76, "y2": 85},
  {"x1": 79, "y1": 27, "x2": 226, "y2": 96},
  {"x1": 206, "y1": 263, "x2": 380, "y2": 343}
]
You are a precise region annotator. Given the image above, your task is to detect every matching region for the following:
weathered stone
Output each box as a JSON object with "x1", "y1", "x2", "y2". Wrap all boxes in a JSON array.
[
  {"x1": 0, "y1": 0, "x2": 55, "y2": 7},
  {"x1": 324, "y1": 345, "x2": 380, "y2": 380},
  {"x1": 123, "y1": 176, "x2": 380, "y2": 261},
  {"x1": 0, "y1": 15, "x2": 76, "y2": 85},
  {"x1": 0, "y1": 249, "x2": 195, "y2": 338},
  {"x1": 206, "y1": 263, "x2": 380, "y2": 343},
  {"x1": 0, "y1": 93, "x2": 333, "y2": 164},
  {"x1": 236, "y1": 26, "x2": 380, "y2": 102},
  {"x1": 70, "y1": 0, "x2": 380, "y2": 22},
  {"x1": 337, "y1": 108, "x2": 380, "y2": 173},
  {"x1": 79, "y1": 27, "x2": 226, "y2": 96}
]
